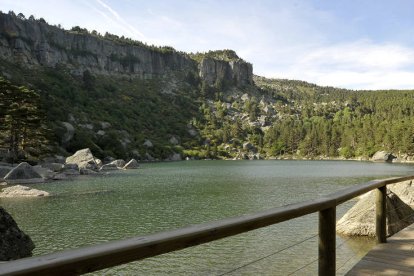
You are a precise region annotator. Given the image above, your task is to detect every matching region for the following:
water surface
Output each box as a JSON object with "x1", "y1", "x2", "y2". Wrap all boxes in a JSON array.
[{"x1": 2, "y1": 160, "x2": 413, "y2": 275}]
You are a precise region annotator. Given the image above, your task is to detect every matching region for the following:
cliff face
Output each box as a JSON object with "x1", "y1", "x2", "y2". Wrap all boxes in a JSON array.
[
  {"x1": 0, "y1": 13, "x2": 194, "y2": 77},
  {"x1": 0, "y1": 12, "x2": 253, "y2": 86},
  {"x1": 199, "y1": 58, "x2": 253, "y2": 87}
]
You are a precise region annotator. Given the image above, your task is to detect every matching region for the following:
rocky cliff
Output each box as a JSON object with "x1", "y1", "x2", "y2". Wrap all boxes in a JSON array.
[
  {"x1": 0, "y1": 12, "x2": 253, "y2": 86},
  {"x1": 199, "y1": 57, "x2": 253, "y2": 87}
]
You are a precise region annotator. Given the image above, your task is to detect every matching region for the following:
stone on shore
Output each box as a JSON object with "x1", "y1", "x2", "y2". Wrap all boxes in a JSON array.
[
  {"x1": 100, "y1": 163, "x2": 119, "y2": 171},
  {"x1": 388, "y1": 180, "x2": 414, "y2": 206},
  {"x1": 0, "y1": 207, "x2": 35, "y2": 260},
  {"x1": 79, "y1": 168, "x2": 100, "y2": 175},
  {"x1": 109, "y1": 159, "x2": 126, "y2": 168},
  {"x1": 32, "y1": 165, "x2": 54, "y2": 180},
  {"x1": 337, "y1": 190, "x2": 414, "y2": 237},
  {"x1": 3, "y1": 162, "x2": 44, "y2": 184},
  {"x1": 165, "y1": 153, "x2": 181, "y2": 161},
  {"x1": 0, "y1": 185, "x2": 50, "y2": 198},
  {"x1": 0, "y1": 165, "x2": 12, "y2": 179},
  {"x1": 40, "y1": 163, "x2": 64, "y2": 172},
  {"x1": 371, "y1": 151, "x2": 396, "y2": 162},
  {"x1": 66, "y1": 148, "x2": 98, "y2": 170},
  {"x1": 123, "y1": 159, "x2": 139, "y2": 169}
]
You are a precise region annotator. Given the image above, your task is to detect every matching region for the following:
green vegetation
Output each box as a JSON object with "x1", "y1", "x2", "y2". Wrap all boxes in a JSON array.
[
  {"x1": 190, "y1": 49, "x2": 243, "y2": 63},
  {"x1": 0, "y1": 58, "x2": 200, "y2": 160},
  {"x1": 1, "y1": 10, "x2": 414, "y2": 162},
  {"x1": 0, "y1": 77, "x2": 50, "y2": 163},
  {"x1": 2, "y1": 56, "x2": 414, "y2": 161}
]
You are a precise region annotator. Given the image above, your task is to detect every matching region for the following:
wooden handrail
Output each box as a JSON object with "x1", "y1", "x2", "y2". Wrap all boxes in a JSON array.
[{"x1": 1, "y1": 175, "x2": 414, "y2": 275}]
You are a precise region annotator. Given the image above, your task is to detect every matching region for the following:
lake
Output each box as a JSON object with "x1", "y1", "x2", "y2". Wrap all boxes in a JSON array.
[{"x1": 2, "y1": 160, "x2": 414, "y2": 275}]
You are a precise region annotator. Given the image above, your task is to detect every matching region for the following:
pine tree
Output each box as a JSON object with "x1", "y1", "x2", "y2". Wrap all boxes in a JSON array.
[{"x1": 0, "y1": 78, "x2": 49, "y2": 163}]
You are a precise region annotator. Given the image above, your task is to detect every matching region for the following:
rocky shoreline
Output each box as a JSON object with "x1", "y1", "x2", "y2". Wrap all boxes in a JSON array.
[
  {"x1": 1, "y1": 149, "x2": 412, "y2": 198},
  {"x1": 0, "y1": 148, "x2": 140, "y2": 198}
]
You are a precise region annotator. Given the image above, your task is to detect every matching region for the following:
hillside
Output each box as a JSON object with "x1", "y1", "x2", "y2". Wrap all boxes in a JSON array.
[{"x1": 1, "y1": 11, "x2": 414, "y2": 162}]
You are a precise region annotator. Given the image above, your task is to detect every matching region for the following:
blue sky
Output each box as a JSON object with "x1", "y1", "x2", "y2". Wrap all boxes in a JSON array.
[{"x1": 2, "y1": 0, "x2": 414, "y2": 89}]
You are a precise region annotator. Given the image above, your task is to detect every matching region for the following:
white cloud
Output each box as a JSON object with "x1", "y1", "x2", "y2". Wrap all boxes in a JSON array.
[
  {"x1": 264, "y1": 40, "x2": 414, "y2": 89},
  {"x1": 299, "y1": 40, "x2": 414, "y2": 71}
]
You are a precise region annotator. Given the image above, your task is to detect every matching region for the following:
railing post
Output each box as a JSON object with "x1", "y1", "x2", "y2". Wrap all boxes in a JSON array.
[
  {"x1": 376, "y1": 186, "x2": 387, "y2": 243},
  {"x1": 319, "y1": 206, "x2": 336, "y2": 276}
]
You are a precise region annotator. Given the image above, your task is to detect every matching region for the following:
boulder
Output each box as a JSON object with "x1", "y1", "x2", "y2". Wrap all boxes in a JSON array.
[
  {"x1": 103, "y1": 156, "x2": 115, "y2": 164},
  {"x1": 165, "y1": 153, "x2": 181, "y2": 161},
  {"x1": 109, "y1": 159, "x2": 126, "y2": 168},
  {"x1": 388, "y1": 180, "x2": 414, "y2": 206},
  {"x1": 79, "y1": 168, "x2": 100, "y2": 175},
  {"x1": 123, "y1": 159, "x2": 139, "y2": 169},
  {"x1": 65, "y1": 148, "x2": 98, "y2": 170},
  {"x1": 3, "y1": 162, "x2": 44, "y2": 184},
  {"x1": 169, "y1": 136, "x2": 179, "y2": 145},
  {"x1": 143, "y1": 139, "x2": 153, "y2": 148},
  {"x1": 145, "y1": 152, "x2": 155, "y2": 161},
  {"x1": 0, "y1": 185, "x2": 50, "y2": 198},
  {"x1": 0, "y1": 207, "x2": 35, "y2": 260},
  {"x1": 95, "y1": 158, "x2": 103, "y2": 167},
  {"x1": 63, "y1": 163, "x2": 79, "y2": 171},
  {"x1": 32, "y1": 166, "x2": 54, "y2": 180},
  {"x1": 371, "y1": 151, "x2": 396, "y2": 162},
  {"x1": 99, "y1": 163, "x2": 119, "y2": 171},
  {"x1": 62, "y1": 169, "x2": 80, "y2": 176},
  {"x1": 337, "y1": 190, "x2": 414, "y2": 237},
  {"x1": 100, "y1": 121, "x2": 111, "y2": 129},
  {"x1": 61, "y1": 122, "x2": 75, "y2": 144},
  {"x1": 52, "y1": 173, "x2": 68, "y2": 180},
  {"x1": 243, "y1": 142, "x2": 257, "y2": 153},
  {"x1": 0, "y1": 165, "x2": 12, "y2": 179},
  {"x1": 40, "y1": 163, "x2": 64, "y2": 172}
]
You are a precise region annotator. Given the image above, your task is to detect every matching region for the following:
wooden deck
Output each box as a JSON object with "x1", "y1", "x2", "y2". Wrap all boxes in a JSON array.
[{"x1": 346, "y1": 223, "x2": 414, "y2": 275}]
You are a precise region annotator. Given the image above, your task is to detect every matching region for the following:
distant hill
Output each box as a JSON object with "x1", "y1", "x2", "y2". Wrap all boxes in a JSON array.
[{"x1": 1, "y1": 10, "x2": 414, "y2": 162}]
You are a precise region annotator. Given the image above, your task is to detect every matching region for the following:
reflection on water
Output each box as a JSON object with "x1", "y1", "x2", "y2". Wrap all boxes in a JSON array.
[{"x1": 1, "y1": 160, "x2": 412, "y2": 275}]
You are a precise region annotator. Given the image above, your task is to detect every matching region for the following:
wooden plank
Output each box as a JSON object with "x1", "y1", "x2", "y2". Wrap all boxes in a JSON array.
[{"x1": 346, "y1": 222, "x2": 414, "y2": 275}]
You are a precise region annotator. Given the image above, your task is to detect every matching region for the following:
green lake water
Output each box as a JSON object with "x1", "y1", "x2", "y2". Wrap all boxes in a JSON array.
[{"x1": 2, "y1": 160, "x2": 414, "y2": 275}]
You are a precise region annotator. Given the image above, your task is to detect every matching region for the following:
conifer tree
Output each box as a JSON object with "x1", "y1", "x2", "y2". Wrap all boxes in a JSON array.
[{"x1": 0, "y1": 78, "x2": 49, "y2": 163}]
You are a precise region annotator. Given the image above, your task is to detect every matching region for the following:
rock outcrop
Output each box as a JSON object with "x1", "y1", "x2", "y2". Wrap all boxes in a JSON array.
[
  {"x1": 65, "y1": 148, "x2": 98, "y2": 170},
  {"x1": 61, "y1": 122, "x2": 75, "y2": 144},
  {"x1": 0, "y1": 185, "x2": 49, "y2": 197},
  {"x1": 3, "y1": 162, "x2": 44, "y2": 184},
  {"x1": 388, "y1": 180, "x2": 414, "y2": 206},
  {"x1": 99, "y1": 163, "x2": 118, "y2": 171},
  {"x1": 199, "y1": 57, "x2": 253, "y2": 87},
  {"x1": 123, "y1": 159, "x2": 139, "y2": 169},
  {"x1": 0, "y1": 165, "x2": 12, "y2": 179},
  {"x1": 165, "y1": 153, "x2": 182, "y2": 161},
  {"x1": 0, "y1": 12, "x2": 195, "y2": 78},
  {"x1": 371, "y1": 151, "x2": 396, "y2": 162},
  {"x1": 337, "y1": 190, "x2": 414, "y2": 237},
  {"x1": 109, "y1": 159, "x2": 126, "y2": 168},
  {"x1": 0, "y1": 12, "x2": 253, "y2": 87},
  {"x1": 0, "y1": 207, "x2": 35, "y2": 260}
]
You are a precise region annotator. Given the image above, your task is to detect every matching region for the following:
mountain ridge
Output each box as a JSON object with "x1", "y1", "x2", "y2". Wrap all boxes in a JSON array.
[{"x1": 1, "y1": 10, "x2": 414, "y2": 163}]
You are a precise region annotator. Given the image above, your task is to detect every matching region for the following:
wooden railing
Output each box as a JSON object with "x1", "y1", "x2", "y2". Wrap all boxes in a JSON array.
[{"x1": 1, "y1": 175, "x2": 414, "y2": 276}]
